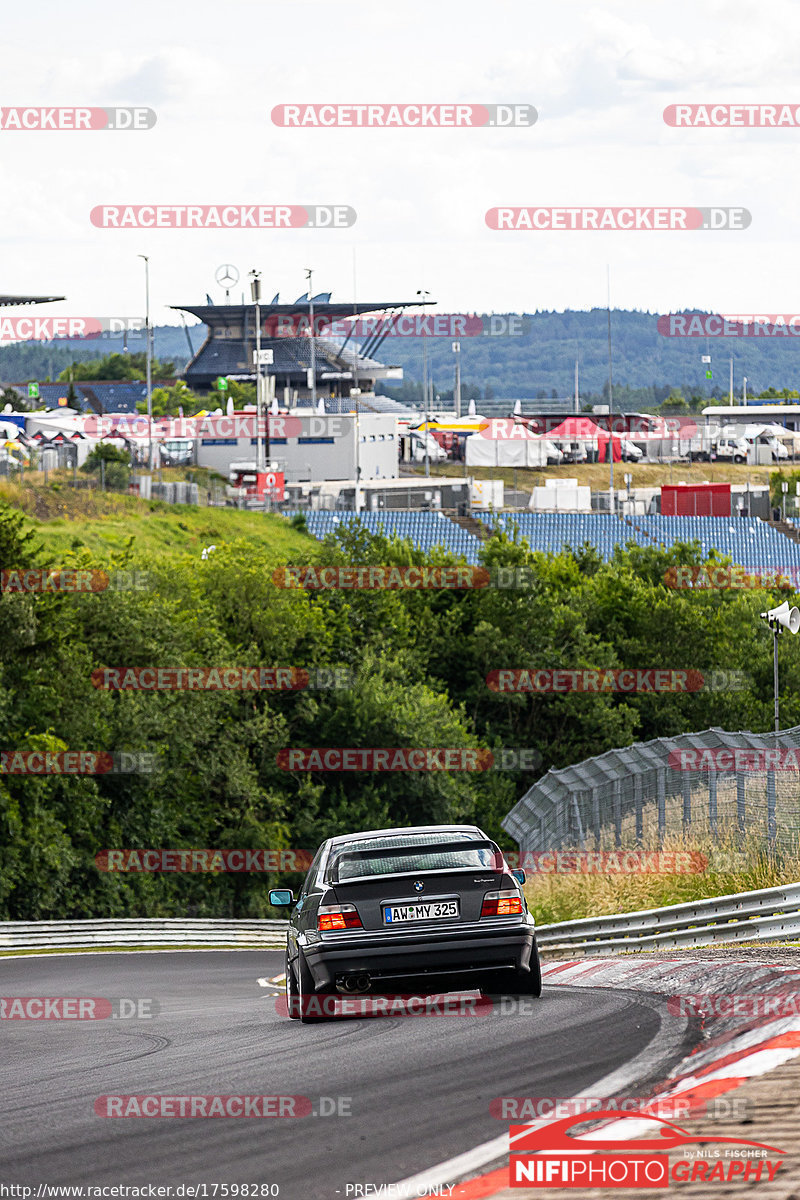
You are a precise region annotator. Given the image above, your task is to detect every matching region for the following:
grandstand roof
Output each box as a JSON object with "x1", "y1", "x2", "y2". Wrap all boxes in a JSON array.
[
  {"x1": 0, "y1": 294, "x2": 65, "y2": 307},
  {"x1": 171, "y1": 300, "x2": 428, "y2": 324}
]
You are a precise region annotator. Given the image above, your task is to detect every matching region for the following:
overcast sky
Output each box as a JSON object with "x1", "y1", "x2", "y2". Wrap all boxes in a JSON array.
[{"x1": 2, "y1": 0, "x2": 798, "y2": 332}]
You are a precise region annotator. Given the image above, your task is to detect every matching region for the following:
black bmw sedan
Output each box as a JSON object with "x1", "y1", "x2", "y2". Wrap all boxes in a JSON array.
[{"x1": 270, "y1": 823, "x2": 541, "y2": 1022}]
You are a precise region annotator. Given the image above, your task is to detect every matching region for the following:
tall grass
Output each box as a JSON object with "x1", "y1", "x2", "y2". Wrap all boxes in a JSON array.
[{"x1": 524, "y1": 828, "x2": 800, "y2": 925}]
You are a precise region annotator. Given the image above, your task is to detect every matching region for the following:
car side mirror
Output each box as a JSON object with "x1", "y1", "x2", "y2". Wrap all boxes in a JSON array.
[
  {"x1": 511, "y1": 869, "x2": 526, "y2": 885},
  {"x1": 269, "y1": 888, "x2": 294, "y2": 907}
]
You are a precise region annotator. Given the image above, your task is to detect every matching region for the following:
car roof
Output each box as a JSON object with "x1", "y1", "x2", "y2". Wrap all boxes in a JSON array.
[{"x1": 326, "y1": 824, "x2": 487, "y2": 848}]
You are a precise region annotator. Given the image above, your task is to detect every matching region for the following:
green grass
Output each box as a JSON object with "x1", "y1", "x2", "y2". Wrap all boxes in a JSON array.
[
  {"x1": 0, "y1": 944, "x2": 285, "y2": 957},
  {"x1": 0, "y1": 480, "x2": 315, "y2": 561},
  {"x1": 524, "y1": 831, "x2": 799, "y2": 926}
]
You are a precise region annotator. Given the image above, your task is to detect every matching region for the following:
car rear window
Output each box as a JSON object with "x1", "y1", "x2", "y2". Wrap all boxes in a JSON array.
[{"x1": 327, "y1": 834, "x2": 500, "y2": 881}]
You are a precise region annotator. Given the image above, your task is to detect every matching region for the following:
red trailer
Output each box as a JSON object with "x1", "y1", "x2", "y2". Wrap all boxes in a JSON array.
[{"x1": 661, "y1": 483, "x2": 730, "y2": 517}]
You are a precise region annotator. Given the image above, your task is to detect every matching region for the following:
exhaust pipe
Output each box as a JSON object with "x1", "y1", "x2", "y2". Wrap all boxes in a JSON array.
[{"x1": 337, "y1": 973, "x2": 371, "y2": 994}]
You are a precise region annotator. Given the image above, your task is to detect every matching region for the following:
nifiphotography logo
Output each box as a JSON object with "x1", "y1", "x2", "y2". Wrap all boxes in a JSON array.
[{"x1": 509, "y1": 1110, "x2": 785, "y2": 1188}]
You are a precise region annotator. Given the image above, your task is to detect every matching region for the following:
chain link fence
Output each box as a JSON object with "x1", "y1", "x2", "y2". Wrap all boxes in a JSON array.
[{"x1": 503, "y1": 726, "x2": 800, "y2": 856}]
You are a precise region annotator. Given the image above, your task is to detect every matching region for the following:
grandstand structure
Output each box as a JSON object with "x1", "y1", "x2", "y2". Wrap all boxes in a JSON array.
[
  {"x1": 4, "y1": 380, "x2": 172, "y2": 415},
  {"x1": 284, "y1": 509, "x2": 800, "y2": 573},
  {"x1": 479, "y1": 512, "x2": 800, "y2": 569},
  {"x1": 283, "y1": 510, "x2": 484, "y2": 564},
  {"x1": 171, "y1": 294, "x2": 429, "y2": 397}
]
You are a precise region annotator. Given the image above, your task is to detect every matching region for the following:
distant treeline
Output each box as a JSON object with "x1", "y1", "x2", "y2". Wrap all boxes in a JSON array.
[{"x1": 3, "y1": 308, "x2": 800, "y2": 401}]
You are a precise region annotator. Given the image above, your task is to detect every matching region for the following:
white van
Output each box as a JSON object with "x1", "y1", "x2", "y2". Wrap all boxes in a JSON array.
[
  {"x1": 714, "y1": 437, "x2": 749, "y2": 464},
  {"x1": 411, "y1": 432, "x2": 447, "y2": 463}
]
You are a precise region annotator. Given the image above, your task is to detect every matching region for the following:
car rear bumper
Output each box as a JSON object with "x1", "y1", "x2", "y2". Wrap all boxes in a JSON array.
[{"x1": 298, "y1": 920, "x2": 537, "y2": 991}]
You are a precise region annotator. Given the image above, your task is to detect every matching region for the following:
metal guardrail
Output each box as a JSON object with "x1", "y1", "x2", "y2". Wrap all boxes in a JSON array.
[
  {"x1": 0, "y1": 919, "x2": 289, "y2": 952},
  {"x1": 2, "y1": 884, "x2": 799, "y2": 955},
  {"x1": 537, "y1": 881, "x2": 800, "y2": 953}
]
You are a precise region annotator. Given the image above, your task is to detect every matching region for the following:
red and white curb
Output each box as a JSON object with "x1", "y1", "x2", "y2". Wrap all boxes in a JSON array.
[{"x1": 392, "y1": 956, "x2": 800, "y2": 1198}]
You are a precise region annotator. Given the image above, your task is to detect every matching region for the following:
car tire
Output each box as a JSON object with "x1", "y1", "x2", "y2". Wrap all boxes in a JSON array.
[
  {"x1": 513, "y1": 942, "x2": 543, "y2": 998},
  {"x1": 734, "y1": 454, "x2": 745, "y2": 464},
  {"x1": 480, "y1": 941, "x2": 543, "y2": 1001},
  {"x1": 295, "y1": 947, "x2": 334, "y2": 1024},
  {"x1": 285, "y1": 951, "x2": 300, "y2": 1020}
]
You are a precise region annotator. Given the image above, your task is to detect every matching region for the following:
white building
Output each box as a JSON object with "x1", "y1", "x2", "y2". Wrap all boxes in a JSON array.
[{"x1": 195, "y1": 411, "x2": 398, "y2": 483}]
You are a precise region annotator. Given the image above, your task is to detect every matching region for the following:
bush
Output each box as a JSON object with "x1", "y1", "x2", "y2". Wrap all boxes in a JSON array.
[
  {"x1": 102, "y1": 462, "x2": 130, "y2": 490},
  {"x1": 81, "y1": 444, "x2": 130, "y2": 473}
]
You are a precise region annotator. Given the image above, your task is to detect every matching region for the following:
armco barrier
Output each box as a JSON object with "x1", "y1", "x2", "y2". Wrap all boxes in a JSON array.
[
  {"x1": 536, "y1": 880, "x2": 800, "y2": 954},
  {"x1": 1, "y1": 883, "x2": 799, "y2": 953},
  {"x1": 0, "y1": 918, "x2": 288, "y2": 951}
]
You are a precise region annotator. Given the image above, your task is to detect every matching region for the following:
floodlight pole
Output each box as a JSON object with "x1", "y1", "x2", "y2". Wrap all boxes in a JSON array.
[
  {"x1": 250, "y1": 269, "x2": 264, "y2": 473},
  {"x1": 452, "y1": 341, "x2": 461, "y2": 419},
  {"x1": 417, "y1": 289, "x2": 431, "y2": 476},
  {"x1": 305, "y1": 268, "x2": 317, "y2": 409},
  {"x1": 773, "y1": 626, "x2": 780, "y2": 733},
  {"x1": 606, "y1": 266, "x2": 614, "y2": 513},
  {"x1": 137, "y1": 255, "x2": 152, "y2": 469}
]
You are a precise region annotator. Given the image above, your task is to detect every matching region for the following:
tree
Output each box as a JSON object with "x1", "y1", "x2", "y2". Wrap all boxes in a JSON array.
[
  {"x1": 58, "y1": 353, "x2": 176, "y2": 383},
  {"x1": 759, "y1": 386, "x2": 800, "y2": 400},
  {"x1": 658, "y1": 390, "x2": 689, "y2": 414},
  {"x1": 137, "y1": 380, "x2": 199, "y2": 418},
  {"x1": 0, "y1": 386, "x2": 25, "y2": 410},
  {"x1": 81, "y1": 443, "x2": 131, "y2": 489}
]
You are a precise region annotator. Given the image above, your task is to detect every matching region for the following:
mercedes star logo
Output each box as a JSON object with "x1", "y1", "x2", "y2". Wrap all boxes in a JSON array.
[{"x1": 215, "y1": 264, "x2": 240, "y2": 288}]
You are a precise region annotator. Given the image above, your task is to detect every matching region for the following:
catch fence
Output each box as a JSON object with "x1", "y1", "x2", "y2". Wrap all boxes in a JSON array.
[{"x1": 503, "y1": 725, "x2": 800, "y2": 855}]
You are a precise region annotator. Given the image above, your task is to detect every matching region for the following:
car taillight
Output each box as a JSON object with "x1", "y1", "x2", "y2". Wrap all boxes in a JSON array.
[
  {"x1": 318, "y1": 904, "x2": 363, "y2": 931},
  {"x1": 481, "y1": 890, "x2": 523, "y2": 918}
]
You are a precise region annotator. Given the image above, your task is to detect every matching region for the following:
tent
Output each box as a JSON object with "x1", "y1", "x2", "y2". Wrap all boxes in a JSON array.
[
  {"x1": 546, "y1": 416, "x2": 624, "y2": 462},
  {"x1": 465, "y1": 431, "x2": 561, "y2": 467}
]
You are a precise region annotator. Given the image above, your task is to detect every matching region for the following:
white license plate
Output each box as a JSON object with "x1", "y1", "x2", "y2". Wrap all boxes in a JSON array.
[{"x1": 383, "y1": 900, "x2": 459, "y2": 924}]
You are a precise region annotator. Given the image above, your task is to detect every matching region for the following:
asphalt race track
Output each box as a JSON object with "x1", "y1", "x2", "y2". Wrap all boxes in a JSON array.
[{"x1": 0, "y1": 951, "x2": 690, "y2": 1198}]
